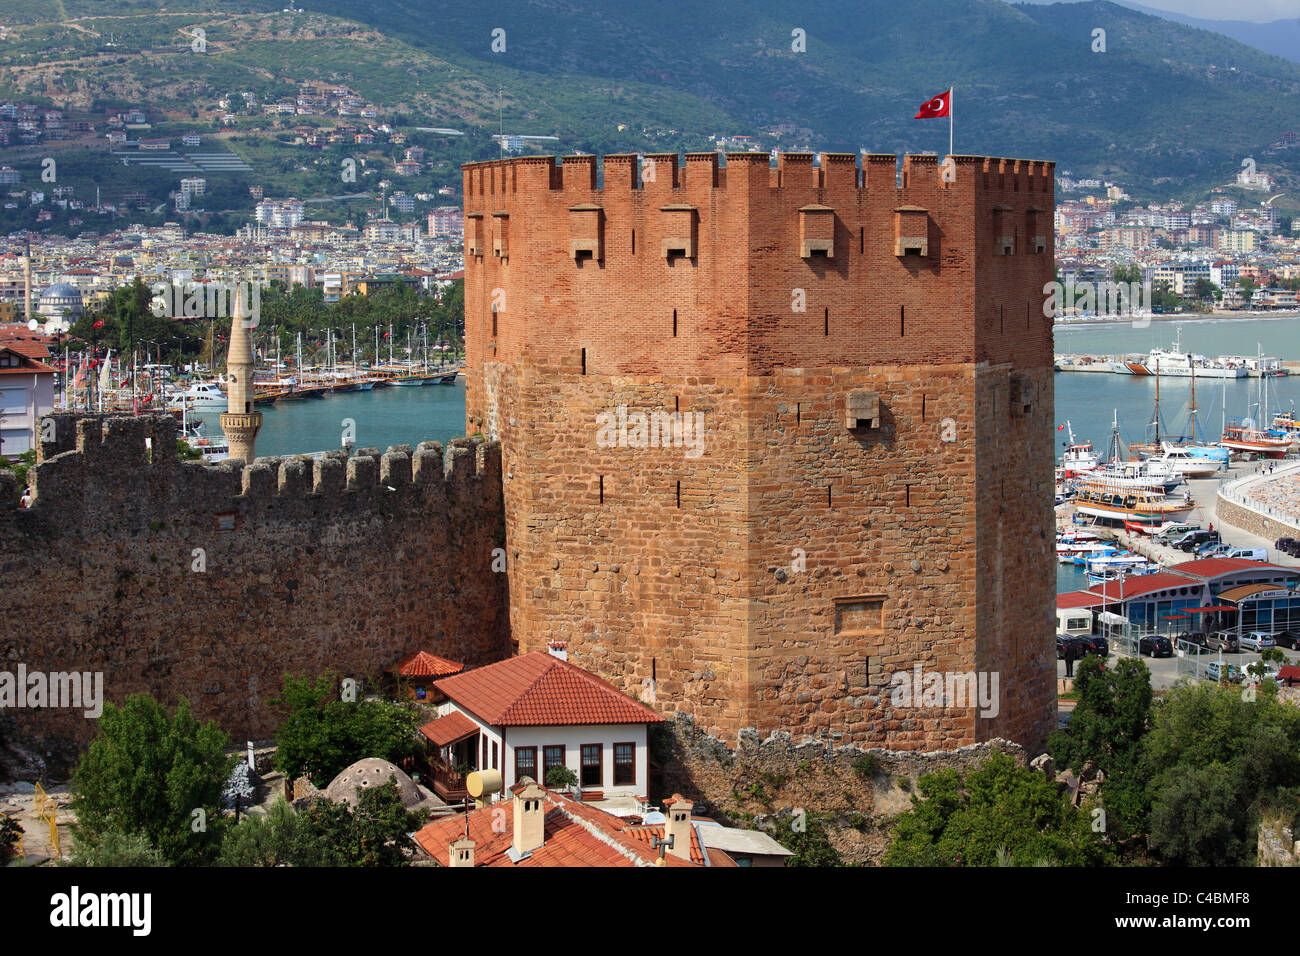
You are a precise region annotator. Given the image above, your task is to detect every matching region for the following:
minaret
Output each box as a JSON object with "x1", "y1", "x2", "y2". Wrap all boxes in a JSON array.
[{"x1": 219, "y1": 291, "x2": 262, "y2": 463}]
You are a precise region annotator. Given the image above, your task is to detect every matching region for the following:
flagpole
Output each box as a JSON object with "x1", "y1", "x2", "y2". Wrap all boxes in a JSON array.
[{"x1": 949, "y1": 87, "x2": 954, "y2": 157}]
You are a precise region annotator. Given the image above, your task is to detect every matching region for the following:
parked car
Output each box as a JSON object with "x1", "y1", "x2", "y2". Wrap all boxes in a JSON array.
[
  {"x1": 1273, "y1": 630, "x2": 1300, "y2": 650},
  {"x1": 1239, "y1": 631, "x2": 1276, "y2": 652},
  {"x1": 1205, "y1": 661, "x2": 1242, "y2": 683},
  {"x1": 1156, "y1": 523, "x2": 1198, "y2": 543},
  {"x1": 1223, "y1": 547, "x2": 1268, "y2": 561},
  {"x1": 1276, "y1": 537, "x2": 1297, "y2": 553},
  {"x1": 1139, "y1": 635, "x2": 1173, "y2": 657},
  {"x1": 1196, "y1": 540, "x2": 1233, "y2": 558},
  {"x1": 1207, "y1": 630, "x2": 1240, "y2": 652},
  {"x1": 1074, "y1": 634, "x2": 1109, "y2": 657},
  {"x1": 1173, "y1": 530, "x2": 1218, "y2": 552},
  {"x1": 1172, "y1": 631, "x2": 1211, "y2": 653},
  {"x1": 1057, "y1": 635, "x2": 1094, "y2": 659}
]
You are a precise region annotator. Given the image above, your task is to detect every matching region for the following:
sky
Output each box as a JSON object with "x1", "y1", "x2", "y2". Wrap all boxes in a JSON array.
[{"x1": 1016, "y1": 0, "x2": 1298, "y2": 22}]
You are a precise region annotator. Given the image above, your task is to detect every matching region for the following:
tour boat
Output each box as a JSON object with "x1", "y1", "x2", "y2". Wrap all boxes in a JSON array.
[
  {"x1": 1089, "y1": 460, "x2": 1183, "y2": 493},
  {"x1": 1072, "y1": 479, "x2": 1194, "y2": 524},
  {"x1": 1220, "y1": 420, "x2": 1292, "y2": 458}
]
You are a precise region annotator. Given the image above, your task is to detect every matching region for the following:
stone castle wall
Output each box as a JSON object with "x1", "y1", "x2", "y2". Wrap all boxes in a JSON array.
[
  {"x1": 463, "y1": 151, "x2": 1057, "y2": 752},
  {"x1": 0, "y1": 414, "x2": 510, "y2": 743}
]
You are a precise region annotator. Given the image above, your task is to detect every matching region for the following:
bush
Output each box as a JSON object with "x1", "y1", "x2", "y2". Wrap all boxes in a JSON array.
[
  {"x1": 68, "y1": 830, "x2": 168, "y2": 867},
  {"x1": 852, "y1": 753, "x2": 881, "y2": 780},
  {"x1": 544, "y1": 765, "x2": 578, "y2": 789},
  {"x1": 885, "y1": 752, "x2": 1112, "y2": 867},
  {"x1": 0, "y1": 812, "x2": 23, "y2": 860}
]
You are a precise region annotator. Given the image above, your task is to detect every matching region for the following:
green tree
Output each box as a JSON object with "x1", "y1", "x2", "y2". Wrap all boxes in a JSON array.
[
  {"x1": 1143, "y1": 682, "x2": 1300, "y2": 865},
  {"x1": 219, "y1": 784, "x2": 422, "y2": 867},
  {"x1": 1048, "y1": 656, "x2": 1152, "y2": 835},
  {"x1": 71, "y1": 694, "x2": 233, "y2": 866},
  {"x1": 769, "y1": 810, "x2": 843, "y2": 867},
  {"x1": 272, "y1": 674, "x2": 420, "y2": 786},
  {"x1": 885, "y1": 751, "x2": 1112, "y2": 867},
  {"x1": 1239, "y1": 276, "x2": 1258, "y2": 304}
]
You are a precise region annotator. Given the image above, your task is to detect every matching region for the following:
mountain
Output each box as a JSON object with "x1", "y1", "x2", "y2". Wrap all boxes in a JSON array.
[
  {"x1": 0, "y1": 0, "x2": 1295, "y2": 210},
  {"x1": 1113, "y1": 1, "x2": 1300, "y2": 64}
]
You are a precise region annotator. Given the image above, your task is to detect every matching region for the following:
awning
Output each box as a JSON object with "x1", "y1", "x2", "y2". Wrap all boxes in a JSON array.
[
  {"x1": 419, "y1": 711, "x2": 479, "y2": 748},
  {"x1": 1097, "y1": 611, "x2": 1128, "y2": 625},
  {"x1": 1185, "y1": 605, "x2": 1237, "y2": 614},
  {"x1": 1161, "y1": 613, "x2": 1189, "y2": 619}
]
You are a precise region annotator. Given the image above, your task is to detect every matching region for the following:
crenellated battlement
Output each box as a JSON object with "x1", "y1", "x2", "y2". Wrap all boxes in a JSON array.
[
  {"x1": 1, "y1": 414, "x2": 510, "y2": 744},
  {"x1": 25, "y1": 415, "x2": 500, "y2": 528},
  {"x1": 463, "y1": 151, "x2": 1052, "y2": 201}
]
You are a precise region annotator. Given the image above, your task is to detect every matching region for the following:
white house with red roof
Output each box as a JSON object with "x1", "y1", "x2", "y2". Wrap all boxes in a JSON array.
[
  {"x1": 0, "y1": 327, "x2": 56, "y2": 458},
  {"x1": 419, "y1": 642, "x2": 662, "y2": 804}
]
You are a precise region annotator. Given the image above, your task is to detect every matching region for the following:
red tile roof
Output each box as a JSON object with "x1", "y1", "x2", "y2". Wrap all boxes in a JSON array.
[
  {"x1": 419, "y1": 711, "x2": 479, "y2": 748},
  {"x1": 1085, "y1": 571, "x2": 1201, "y2": 601},
  {"x1": 394, "y1": 650, "x2": 463, "y2": 678},
  {"x1": 432, "y1": 651, "x2": 663, "y2": 727},
  {"x1": 1057, "y1": 590, "x2": 1106, "y2": 609},
  {"x1": 413, "y1": 789, "x2": 713, "y2": 867},
  {"x1": 1171, "y1": 558, "x2": 1295, "y2": 579}
]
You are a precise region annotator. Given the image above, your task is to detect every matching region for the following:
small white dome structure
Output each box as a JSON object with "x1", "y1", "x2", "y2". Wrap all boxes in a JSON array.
[{"x1": 324, "y1": 758, "x2": 422, "y2": 809}]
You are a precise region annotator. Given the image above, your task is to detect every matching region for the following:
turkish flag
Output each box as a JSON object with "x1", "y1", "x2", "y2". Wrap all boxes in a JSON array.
[
  {"x1": 915, "y1": 89, "x2": 951, "y2": 119},
  {"x1": 92, "y1": 318, "x2": 105, "y2": 328}
]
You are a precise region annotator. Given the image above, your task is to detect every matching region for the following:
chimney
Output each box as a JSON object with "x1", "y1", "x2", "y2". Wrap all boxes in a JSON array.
[
  {"x1": 664, "y1": 794, "x2": 693, "y2": 861},
  {"x1": 447, "y1": 836, "x2": 475, "y2": 868},
  {"x1": 510, "y1": 777, "x2": 546, "y2": 858},
  {"x1": 546, "y1": 640, "x2": 568, "y2": 661}
]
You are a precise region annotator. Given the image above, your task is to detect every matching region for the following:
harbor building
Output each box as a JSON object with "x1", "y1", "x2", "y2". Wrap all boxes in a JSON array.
[{"x1": 462, "y1": 151, "x2": 1058, "y2": 751}]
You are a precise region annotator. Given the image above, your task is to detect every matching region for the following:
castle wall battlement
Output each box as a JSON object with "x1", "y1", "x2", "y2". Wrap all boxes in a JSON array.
[
  {"x1": 463, "y1": 152, "x2": 1053, "y2": 199},
  {"x1": 2, "y1": 415, "x2": 510, "y2": 743}
]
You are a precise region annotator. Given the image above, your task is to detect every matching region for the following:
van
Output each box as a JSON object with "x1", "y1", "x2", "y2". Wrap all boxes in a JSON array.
[
  {"x1": 1223, "y1": 547, "x2": 1267, "y2": 561},
  {"x1": 1156, "y1": 523, "x2": 1196, "y2": 542}
]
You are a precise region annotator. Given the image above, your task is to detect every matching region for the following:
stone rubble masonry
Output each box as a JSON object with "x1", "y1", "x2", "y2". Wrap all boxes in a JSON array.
[
  {"x1": 464, "y1": 151, "x2": 1057, "y2": 753},
  {"x1": 0, "y1": 414, "x2": 510, "y2": 743}
]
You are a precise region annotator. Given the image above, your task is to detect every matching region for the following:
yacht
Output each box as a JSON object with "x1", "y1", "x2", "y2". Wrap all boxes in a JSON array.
[
  {"x1": 1145, "y1": 443, "x2": 1223, "y2": 478},
  {"x1": 168, "y1": 381, "x2": 227, "y2": 411}
]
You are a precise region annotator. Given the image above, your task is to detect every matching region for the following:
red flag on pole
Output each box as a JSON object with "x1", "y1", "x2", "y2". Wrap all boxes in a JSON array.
[
  {"x1": 914, "y1": 89, "x2": 951, "y2": 119},
  {"x1": 92, "y1": 318, "x2": 105, "y2": 328}
]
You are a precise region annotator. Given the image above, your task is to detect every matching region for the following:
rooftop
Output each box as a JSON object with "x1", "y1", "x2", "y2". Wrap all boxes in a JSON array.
[{"x1": 432, "y1": 650, "x2": 663, "y2": 728}]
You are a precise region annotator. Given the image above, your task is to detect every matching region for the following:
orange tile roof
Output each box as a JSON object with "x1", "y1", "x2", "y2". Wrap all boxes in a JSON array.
[
  {"x1": 395, "y1": 650, "x2": 463, "y2": 678},
  {"x1": 413, "y1": 790, "x2": 709, "y2": 867},
  {"x1": 432, "y1": 651, "x2": 663, "y2": 727},
  {"x1": 419, "y1": 711, "x2": 479, "y2": 748}
]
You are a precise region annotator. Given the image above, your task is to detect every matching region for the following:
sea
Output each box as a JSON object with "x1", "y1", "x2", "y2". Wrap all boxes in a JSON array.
[{"x1": 187, "y1": 314, "x2": 1300, "y2": 596}]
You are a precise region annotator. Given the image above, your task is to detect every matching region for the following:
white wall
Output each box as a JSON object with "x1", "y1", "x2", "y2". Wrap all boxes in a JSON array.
[{"x1": 503, "y1": 723, "x2": 649, "y2": 797}]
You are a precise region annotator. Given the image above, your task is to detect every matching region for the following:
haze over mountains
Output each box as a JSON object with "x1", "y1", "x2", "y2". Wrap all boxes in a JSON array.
[{"x1": 0, "y1": 0, "x2": 1295, "y2": 199}]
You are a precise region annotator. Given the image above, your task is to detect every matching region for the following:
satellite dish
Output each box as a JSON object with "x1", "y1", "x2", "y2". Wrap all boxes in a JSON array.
[{"x1": 27, "y1": 319, "x2": 38, "y2": 331}]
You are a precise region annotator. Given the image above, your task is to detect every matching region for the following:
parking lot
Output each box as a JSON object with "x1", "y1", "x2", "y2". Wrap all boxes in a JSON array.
[{"x1": 1057, "y1": 642, "x2": 1299, "y2": 691}]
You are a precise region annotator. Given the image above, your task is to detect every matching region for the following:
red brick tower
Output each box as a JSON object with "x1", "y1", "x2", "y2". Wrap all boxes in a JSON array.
[{"x1": 463, "y1": 151, "x2": 1056, "y2": 752}]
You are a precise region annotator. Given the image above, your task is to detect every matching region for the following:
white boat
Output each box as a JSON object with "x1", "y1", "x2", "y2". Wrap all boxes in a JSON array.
[
  {"x1": 169, "y1": 381, "x2": 227, "y2": 410},
  {"x1": 1090, "y1": 460, "x2": 1183, "y2": 493},
  {"x1": 1085, "y1": 551, "x2": 1152, "y2": 572},
  {"x1": 1059, "y1": 421, "x2": 1099, "y2": 472},
  {"x1": 1126, "y1": 329, "x2": 1246, "y2": 378},
  {"x1": 1145, "y1": 443, "x2": 1223, "y2": 478}
]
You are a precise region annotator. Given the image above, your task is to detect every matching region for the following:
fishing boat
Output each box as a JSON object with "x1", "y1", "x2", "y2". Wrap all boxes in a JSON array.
[
  {"x1": 1072, "y1": 478, "x2": 1194, "y2": 524},
  {"x1": 1059, "y1": 421, "x2": 1099, "y2": 473}
]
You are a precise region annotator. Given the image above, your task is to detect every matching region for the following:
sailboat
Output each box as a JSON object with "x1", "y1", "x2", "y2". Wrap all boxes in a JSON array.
[
  {"x1": 1221, "y1": 359, "x2": 1293, "y2": 458},
  {"x1": 1142, "y1": 358, "x2": 1229, "y2": 467}
]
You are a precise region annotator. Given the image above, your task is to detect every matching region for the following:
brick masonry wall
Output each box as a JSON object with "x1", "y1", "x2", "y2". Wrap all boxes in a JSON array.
[
  {"x1": 465, "y1": 152, "x2": 1057, "y2": 753},
  {"x1": 0, "y1": 415, "x2": 510, "y2": 744}
]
